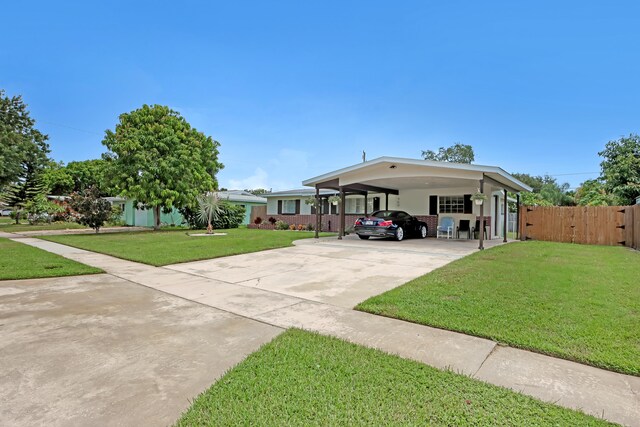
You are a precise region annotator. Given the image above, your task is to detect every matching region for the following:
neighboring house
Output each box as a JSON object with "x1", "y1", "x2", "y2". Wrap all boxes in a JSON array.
[
  {"x1": 121, "y1": 190, "x2": 266, "y2": 227},
  {"x1": 255, "y1": 156, "x2": 532, "y2": 238},
  {"x1": 217, "y1": 190, "x2": 267, "y2": 225}
]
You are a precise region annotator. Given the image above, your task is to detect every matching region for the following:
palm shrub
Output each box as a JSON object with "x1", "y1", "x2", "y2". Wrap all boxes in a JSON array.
[{"x1": 196, "y1": 192, "x2": 223, "y2": 234}]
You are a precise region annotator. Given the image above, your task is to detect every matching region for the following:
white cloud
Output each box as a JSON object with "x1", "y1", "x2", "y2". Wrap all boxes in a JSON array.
[
  {"x1": 221, "y1": 149, "x2": 313, "y2": 191},
  {"x1": 227, "y1": 167, "x2": 270, "y2": 190}
]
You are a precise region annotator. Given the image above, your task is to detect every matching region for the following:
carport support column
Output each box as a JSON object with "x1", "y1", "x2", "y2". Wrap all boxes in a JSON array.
[
  {"x1": 516, "y1": 193, "x2": 521, "y2": 240},
  {"x1": 315, "y1": 187, "x2": 320, "y2": 238},
  {"x1": 385, "y1": 192, "x2": 389, "y2": 210},
  {"x1": 364, "y1": 193, "x2": 368, "y2": 216},
  {"x1": 503, "y1": 189, "x2": 508, "y2": 243},
  {"x1": 339, "y1": 187, "x2": 345, "y2": 240},
  {"x1": 478, "y1": 179, "x2": 485, "y2": 250}
]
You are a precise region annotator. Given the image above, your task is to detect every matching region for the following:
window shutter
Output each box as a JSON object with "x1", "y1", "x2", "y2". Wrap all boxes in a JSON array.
[
  {"x1": 277, "y1": 200, "x2": 282, "y2": 214},
  {"x1": 463, "y1": 194, "x2": 472, "y2": 214},
  {"x1": 429, "y1": 195, "x2": 438, "y2": 215},
  {"x1": 295, "y1": 199, "x2": 300, "y2": 214}
]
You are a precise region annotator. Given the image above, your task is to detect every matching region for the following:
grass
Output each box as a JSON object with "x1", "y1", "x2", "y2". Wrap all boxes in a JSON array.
[
  {"x1": 0, "y1": 237, "x2": 102, "y2": 280},
  {"x1": 357, "y1": 241, "x2": 640, "y2": 376},
  {"x1": 0, "y1": 221, "x2": 88, "y2": 233},
  {"x1": 175, "y1": 329, "x2": 610, "y2": 426},
  {"x1": 42, "y1": 228, "x2": 334, "y2": 266}
]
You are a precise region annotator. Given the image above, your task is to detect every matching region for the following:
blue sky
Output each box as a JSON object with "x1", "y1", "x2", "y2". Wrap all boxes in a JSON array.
[{"x1": 2, "y1": 1, "x2": 639, "y2": 190}]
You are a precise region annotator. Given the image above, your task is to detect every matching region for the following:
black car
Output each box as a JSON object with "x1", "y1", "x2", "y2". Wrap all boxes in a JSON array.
[{"x1": 354, "y1": 210, "x2": 428, "y2": 241}]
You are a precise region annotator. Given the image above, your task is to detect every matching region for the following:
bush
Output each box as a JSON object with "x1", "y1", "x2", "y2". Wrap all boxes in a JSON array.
[
  {"x1": 254, "y1": 216, "x2": 263, "y2": 225},
  {"x1": 108, "y1": 205, "x2": 125, "y2": 226},
  {"x1": 275, "y1": 220, "x2": 289, "y2": 230},
  {"x1": 297, "y1": 224, "x2": 305, "y2": 231},
  {"x1": 289, "y1": 224, "x2": 296, "y2": 231},
  {"x1": 24, "y1": 194, "x2": 64, "y2": 224},
  {"x1": 306, "y1": 223, "x2": 314, "y2": 231},
  {"x1": 268, "y1": 217, "x2": 277, "y2": 225},
  {"x1": 213, "y1": 203, "x2": 245, "y2": 229},
  {"x1": 51, "y1": 200, "x2": 77, "y2": 222},
  {"x1": 70, "y1": 187, "x2": 112, "y2": 233}
]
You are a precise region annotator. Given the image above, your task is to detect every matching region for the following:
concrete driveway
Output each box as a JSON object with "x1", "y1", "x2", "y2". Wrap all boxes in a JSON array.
[
  {"x1": 166, "y1": 235, "x2": 502, "y2": 307},
  {"x1": 2, "y1": 235, "x2": 638, "y2": 427},
  {"x1": 0, "y1": 274, "x2": 281, "y2": 427}
]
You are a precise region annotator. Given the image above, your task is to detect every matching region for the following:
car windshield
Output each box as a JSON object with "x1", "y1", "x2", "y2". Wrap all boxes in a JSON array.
[{"x1": 371, "y1": 210, "x2": 405, "y2": 218}]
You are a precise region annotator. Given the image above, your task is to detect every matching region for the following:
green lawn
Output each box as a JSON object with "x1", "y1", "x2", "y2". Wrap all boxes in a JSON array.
[
  {"x1": 176, "y1": 329, "x2": 610, "y2": 426},
  {"x1": 0, "y1": 238, "x2": 102, "y2": 280},
  {"x1": 357, "y1": 241, "x2": 640, "y2": 376},
  {"x1": 0, "y1": 221, "x2": 88, "y2": 233},
  {"x1": 42, "y1": 228, "x2": 334, "y2": 266}
]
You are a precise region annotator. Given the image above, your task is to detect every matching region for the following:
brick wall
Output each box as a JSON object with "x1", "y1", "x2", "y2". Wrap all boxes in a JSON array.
[{"x1": 248, "y1": 213, "x2": 440, "y2": 236}]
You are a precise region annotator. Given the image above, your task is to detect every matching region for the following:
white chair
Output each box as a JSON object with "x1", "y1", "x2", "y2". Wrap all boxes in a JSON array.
[{"x1": 437, "y1": 217, "x2": 455, "y2": 239}]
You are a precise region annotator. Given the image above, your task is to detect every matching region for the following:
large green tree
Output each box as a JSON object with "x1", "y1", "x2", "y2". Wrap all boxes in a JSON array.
[
  {"x1": 598, "y1": 134, "x2": 640, "y2": 205},
  {"x1": 512, "y1": 173, "x2": 574, "y2": 206},
  {"x1": 574, "y1": 179, "x2": 618, "y2": 206},
  {"x1": 41, "y1": 161, "x2": 74, "y2": 195},
  {"x1": 102, "y1": 104, "x2": 223, "y2": 229},
  {"x1": 42, "y1": 158, "x2": 113, "y2": 196},
  {"x1": 422, "y1": 143, "x2": 474, "y2": 163},
  {"x1": 66, "y1": 159, "x2": 111, "y2": 195},
  {"x1": 0, "y1": 89, "x2": 50, "y2": 189}
]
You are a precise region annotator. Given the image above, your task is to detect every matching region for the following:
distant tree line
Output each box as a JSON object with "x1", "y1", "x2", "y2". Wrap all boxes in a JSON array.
[{"x1": 422, "y1": 139, "x2": 640, "y2": 206}]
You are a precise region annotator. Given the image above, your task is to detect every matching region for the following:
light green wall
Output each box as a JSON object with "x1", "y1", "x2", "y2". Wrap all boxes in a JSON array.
[
  {"x1": 232, "y1": 201, "x2": 265, "y2": 224},
  {"x1": 123, "y1": 199, "x2": 264, "y2": 226},
  {"x1": 123, "y1": 200, "x2": 184, "y2": 227}
]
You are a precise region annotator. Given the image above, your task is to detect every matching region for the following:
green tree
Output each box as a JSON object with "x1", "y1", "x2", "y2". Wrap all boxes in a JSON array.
[
  {"x1": 0, "y1": 89, "x2": 50, "y2": 188},
  {"x1": 246, "y1": 188, "x2": 271, "y2": 195},
  {"x1": 574, "y1": 179, "x2": 618, "y2": 206},
  {"x1": 102, "y1": 104, "x2": 223, "y2": 230},
  {"x1": 42, "y1": 161, "x2": 74, "y2": 195},
  {"x1": 422, "y1": 143, "x2": 474, "y2": 163},
  {"x1": 598, "y1": 134, "x2": 640, "y2": 205},
  {"x1": 1, "y1": 163, "x2": 47, "y2": 223},
  {"x1": 66, "y1": 159, "x2": 112, "y2": 195},
  {"x1": 512, "y1": 173, "x2": 573, "y2": 206}
]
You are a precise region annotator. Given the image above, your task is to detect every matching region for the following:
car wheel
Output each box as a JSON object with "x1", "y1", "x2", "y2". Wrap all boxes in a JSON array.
[
  {"x1": 395, "y1": 227, "x2": 404, "y2": 241},
  {"x1": 419, "y1": 225, "x2": 427, "y2": 239},
  {"x1": 358, "y1": 235, "x2": 370, "y2": 240}
]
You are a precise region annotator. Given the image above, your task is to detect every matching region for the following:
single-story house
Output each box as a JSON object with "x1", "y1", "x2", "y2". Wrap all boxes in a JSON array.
[
  {"x1": 254, "y1": 157, "x2": 531, "y2": 245},
  {"x1": 121, "y1": 190, "x2": 267, "y2": 227}
]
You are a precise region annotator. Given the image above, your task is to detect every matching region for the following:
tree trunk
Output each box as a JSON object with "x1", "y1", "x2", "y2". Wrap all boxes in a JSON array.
[{"x1": 153, "y1": 206, "x2": 161, "y2": 230}]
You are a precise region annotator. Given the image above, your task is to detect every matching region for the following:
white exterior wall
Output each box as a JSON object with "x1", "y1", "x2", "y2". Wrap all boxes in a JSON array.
[
  {"x1": 266, "y1": 196, "x2": 313, "y2": 215},
  {"x1": 267, "y1": 186, "x2": 508, "y2": 238}
]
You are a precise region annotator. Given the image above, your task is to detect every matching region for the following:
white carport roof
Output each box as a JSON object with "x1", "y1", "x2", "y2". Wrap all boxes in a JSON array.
[{"x1": 302, "y1": 157, "x2": 532, "y2": 193}]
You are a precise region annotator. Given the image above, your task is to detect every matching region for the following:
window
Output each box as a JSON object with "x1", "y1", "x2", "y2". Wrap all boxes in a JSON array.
[
  {"x1": 353, "y1": 198, "x2": 364, "y2": 213},
  {"x1": 439, "y1": 196, "x2": 465, "y2": 214},
  {"x1": 282, "y1": 200, "x2": 296, "y2": 214}
]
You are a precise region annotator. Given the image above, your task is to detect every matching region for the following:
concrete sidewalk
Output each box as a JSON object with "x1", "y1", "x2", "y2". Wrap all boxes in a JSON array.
[
  {"x1": 1, "y1": 226, "x2": 150, "y2": 237},
  {"x1": 7, "y1": 235, "x2": 640, "y2": 426}
]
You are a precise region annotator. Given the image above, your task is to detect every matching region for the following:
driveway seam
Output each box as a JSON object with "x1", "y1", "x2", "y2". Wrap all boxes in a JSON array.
[{"x1": 102, "y1": 271, "x2": 288, "y2": 333}]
